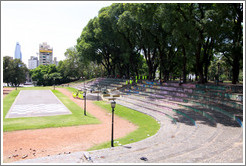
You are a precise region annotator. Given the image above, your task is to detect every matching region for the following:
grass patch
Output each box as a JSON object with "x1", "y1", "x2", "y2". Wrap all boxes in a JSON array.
[
  {"x1": 3, "y1": 88, "x2": 100, "y2": 132},
  {"x1": 63, "y1": 87, "x2": 79, "y2": 93},
  {"x1": 88, "y1": 101, "x2": 160, "y2": 151},
  {"x1": 15, "y1": 86, "x2": 53, "y2": 90}
]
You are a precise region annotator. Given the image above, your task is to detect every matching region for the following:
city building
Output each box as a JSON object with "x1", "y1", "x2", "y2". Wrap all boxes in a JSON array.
[
  {"x1": 39, "y1": 42, "x2": 53, "y2": 65},
  {"x1": 28, "y1": 56, "x2": 39, "y2": 69},
  {"x1": 53, "y1": 57, "x2": 59, "y2": 66},
  {"x1": 15, "y1": 42, "x2": 22, "y2": 61}
]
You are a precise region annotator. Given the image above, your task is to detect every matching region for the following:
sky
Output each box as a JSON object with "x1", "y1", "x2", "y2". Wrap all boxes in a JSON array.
[{"x1": 1, "y1": 1, "x2": 113, "y2": 66}]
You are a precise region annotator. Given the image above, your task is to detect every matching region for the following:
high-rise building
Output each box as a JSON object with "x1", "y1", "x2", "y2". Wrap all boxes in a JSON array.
[
  {"x1": 39, "y1": 42, "x2": 53, "y2": 65},
  {"x1": 15, "y1": 42, "x2": 22, "y2": 61},
  {"x1": 28, "y1": 56, "x2": 39, "y2": 69}
]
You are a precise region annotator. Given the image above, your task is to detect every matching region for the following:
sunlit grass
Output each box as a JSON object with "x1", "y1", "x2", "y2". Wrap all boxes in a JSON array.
[
  {"x1": 88, "y1": 101, "x2": 160, "y2": 151},
  {"x1": 3, "y1": 88, "x2": 100, "y2": 132}
]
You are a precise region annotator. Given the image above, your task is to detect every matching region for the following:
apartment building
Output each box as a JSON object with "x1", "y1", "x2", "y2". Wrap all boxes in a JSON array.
[
  {"x1": 39, "y1": 42, "x2": 53, "y2": 65},
  {"x1": 28, "y1": 56, "x2": 39, "y2": 69}
]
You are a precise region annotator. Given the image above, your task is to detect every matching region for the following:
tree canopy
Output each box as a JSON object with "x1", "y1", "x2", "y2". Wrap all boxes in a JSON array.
[
  {"x1": 3, "y1": 56, "x2": 28, "y2": 86},
  {"x1": 75, "y1": 3, "x2": 243, "y2": 84}
]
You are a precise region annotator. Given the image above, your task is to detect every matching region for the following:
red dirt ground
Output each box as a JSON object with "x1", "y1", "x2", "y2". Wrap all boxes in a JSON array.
[
  {"x1": 3, "y1": 88, "x2": 137, "y2": 163},
  {"x1": 3, "y1": 87, "x2": 15, "y2": 98}
]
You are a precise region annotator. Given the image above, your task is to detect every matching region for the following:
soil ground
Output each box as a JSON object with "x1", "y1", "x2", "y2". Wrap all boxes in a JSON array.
[
  {"x1": 3, "y1": 88, "x2": 137, "y2": 163},
  {"x1": 3, "y1": 87, "x2": 15, "y2": 98}
]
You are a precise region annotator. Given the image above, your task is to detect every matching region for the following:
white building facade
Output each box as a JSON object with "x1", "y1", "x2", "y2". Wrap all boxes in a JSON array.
[
  {"x1": 28, "y1": 56, "x2": 39, "y2": 69},
  {"x1": 39, "y1": 42, "x2": 53, "y2": 66}
]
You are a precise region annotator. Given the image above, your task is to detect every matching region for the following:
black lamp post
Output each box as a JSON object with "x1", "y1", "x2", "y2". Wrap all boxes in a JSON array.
[
  {"x1": 97, "y1": 85, "x2": 100, "y2": 101},
  {"x1": 111, "y1": 99, "x2": 116, "y2": 147},
  {"x1": 83, "y1": 89, "x2": 87, "y2": 116},
  {"x1": 217, "y1": 62, "x2": 220, "y2": 85}
]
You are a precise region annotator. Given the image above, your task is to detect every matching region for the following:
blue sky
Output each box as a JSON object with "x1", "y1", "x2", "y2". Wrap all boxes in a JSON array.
[{"x1": 1, "y1": 1, "x2": 113, "y2": 66}]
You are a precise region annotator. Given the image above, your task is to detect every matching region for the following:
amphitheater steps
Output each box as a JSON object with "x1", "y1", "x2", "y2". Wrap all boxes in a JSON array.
[
  {"x1": 120, "y1": 94, "x2": 216, "y2": 126},
  {"x1": 124, "y1": 93, "x2": 240, "y2": 127},
  {"x1": 90, "y1": 120, "x2": 218, "y2": 163},
  {"x1": 77, "y1": 80, "x2": 243, "y2": 163},
  {"x1": 122, "y1": 88, "x2": 242, "y2": 127},
  {"x1": 155, "y1": 124, "x2": 243, "y2": 163}
]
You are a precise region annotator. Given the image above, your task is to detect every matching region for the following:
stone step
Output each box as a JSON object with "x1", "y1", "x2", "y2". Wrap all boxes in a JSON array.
[
  {"x1": 125, "y1": 93, "x2": 240, "y2": 127},
  {"x1": 120, "y1": 95, "x2": 217, "y2": 126},
  {"x1": 118, "y1": 97, "x2": 196, "y2": 126},
  {"x1": 122, "y1": 89, "x2": 242, "y2": 126},
  {"x1": 97, "y1": 123, "x2": 218, "y2": 163},
  {"x1": 158, "y1": 124, "x2": 243, "y2": 163},
  {"x1": 131, "y1": 85, "x2": 243, "y2": 104}
]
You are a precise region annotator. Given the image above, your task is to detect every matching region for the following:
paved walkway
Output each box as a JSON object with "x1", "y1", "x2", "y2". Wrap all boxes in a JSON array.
[{"x1": 5, "y1": 90, "x2": 71, "y2": 118}]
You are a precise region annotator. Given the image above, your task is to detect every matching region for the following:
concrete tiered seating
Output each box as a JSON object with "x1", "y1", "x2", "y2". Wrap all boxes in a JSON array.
[
  {"x1": 70, "y1": 78, "x2": 127, "y2": 100},
  {"x1": 122, "y1": 81, "x2": 243, "y2": 127}
]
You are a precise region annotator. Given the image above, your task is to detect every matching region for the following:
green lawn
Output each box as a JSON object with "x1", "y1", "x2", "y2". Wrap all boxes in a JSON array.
[
  {"x1": 3, "y1": 88, "x2": 100, "y2": 132},
  {"x1": 88, "y1": 101, "x2": 160, "y2": 151},
  {"x1": 3, "y1": 86, "x2": 160, "y2": 151},
  {"x1": 63, "y1": 86, "x2": 79, "y2": 93}
]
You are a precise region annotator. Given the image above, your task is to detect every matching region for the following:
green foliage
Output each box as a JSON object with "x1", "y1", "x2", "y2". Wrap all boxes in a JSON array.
[
  {"x1": 3, "y1": 57, "x2": 28, "y2": 86},
  {"x1": 73, "y1": 3, "x2": 243, "y2": 83},
  {"x1": 30, "y1": 64, "x2": 59, "y2": 86}
]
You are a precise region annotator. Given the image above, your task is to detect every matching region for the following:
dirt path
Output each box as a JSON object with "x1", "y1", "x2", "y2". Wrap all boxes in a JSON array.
[
  {"x1": 3, "y1": 87, "x2": 15, "y2": 98},
  {"x1": 3, "y1": 88, "x2": 137, "y2": 163}
]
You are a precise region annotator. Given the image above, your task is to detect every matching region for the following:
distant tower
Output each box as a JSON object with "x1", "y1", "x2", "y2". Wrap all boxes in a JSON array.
[{"x1": 15, "y1": 42, "x2": 22, "y2": 61}]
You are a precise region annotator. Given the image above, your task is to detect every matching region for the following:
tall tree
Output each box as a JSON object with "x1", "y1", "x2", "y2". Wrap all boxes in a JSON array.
[{"x1": 3, "y1": 57, "x2": 28, "y2": 86}]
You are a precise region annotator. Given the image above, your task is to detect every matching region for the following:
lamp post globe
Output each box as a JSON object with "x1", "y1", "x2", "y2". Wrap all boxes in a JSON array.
[{"x1": 111, "y1": 100, "x2": 116, "y2": 109}]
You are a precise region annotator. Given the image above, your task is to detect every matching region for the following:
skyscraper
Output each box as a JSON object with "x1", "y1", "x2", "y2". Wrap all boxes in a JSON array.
[
  {"x1": 39, "y1": 42, "x2": 53, "y2": 65},
  {"x1": 15, "y1": 42, "x2": 22, "y2": 61}
]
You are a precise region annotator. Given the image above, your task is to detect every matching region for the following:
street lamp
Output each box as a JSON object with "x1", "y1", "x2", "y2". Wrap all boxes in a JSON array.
[
  {"x1": 217, "y1": 62, "x2": 220, "y2": 85},
  {"x1": 97, "y1": 84, "x2": 100, "y2": 101},
  {"x1": 83, "y1": 89, "x2": 87, "y2": 116},
  {"x1": 111, "y1": 99, "x2": 116, "y2": 147}
]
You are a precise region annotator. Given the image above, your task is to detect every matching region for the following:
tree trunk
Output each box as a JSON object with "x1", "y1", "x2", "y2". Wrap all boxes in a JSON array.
[
  {"x1": 196, "y1": 34, "x2": 205, "y2": 84},
  {"x1": 232, "y1": 50, "x2": 240, "y2": 84},
  {"x1": 231, "y1": 4, "x2": 243, "y2": 84},
  {"x1": 182, "y1": 46, "x2": 187, "y2": 83}
]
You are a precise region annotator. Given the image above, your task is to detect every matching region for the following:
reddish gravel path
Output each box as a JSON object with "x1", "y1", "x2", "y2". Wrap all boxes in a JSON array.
[
  {"x1": 3, "y1": 88, "x2": 137, "y2": 163},
  {"x1": 3, "y1": 87, "x2": 15, "y2": 98}
]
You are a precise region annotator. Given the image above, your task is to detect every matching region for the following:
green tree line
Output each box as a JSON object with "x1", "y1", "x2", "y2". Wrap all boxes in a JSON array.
[{"x1": 76, "y1": 3, "x2": 243, "y2": 84}]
